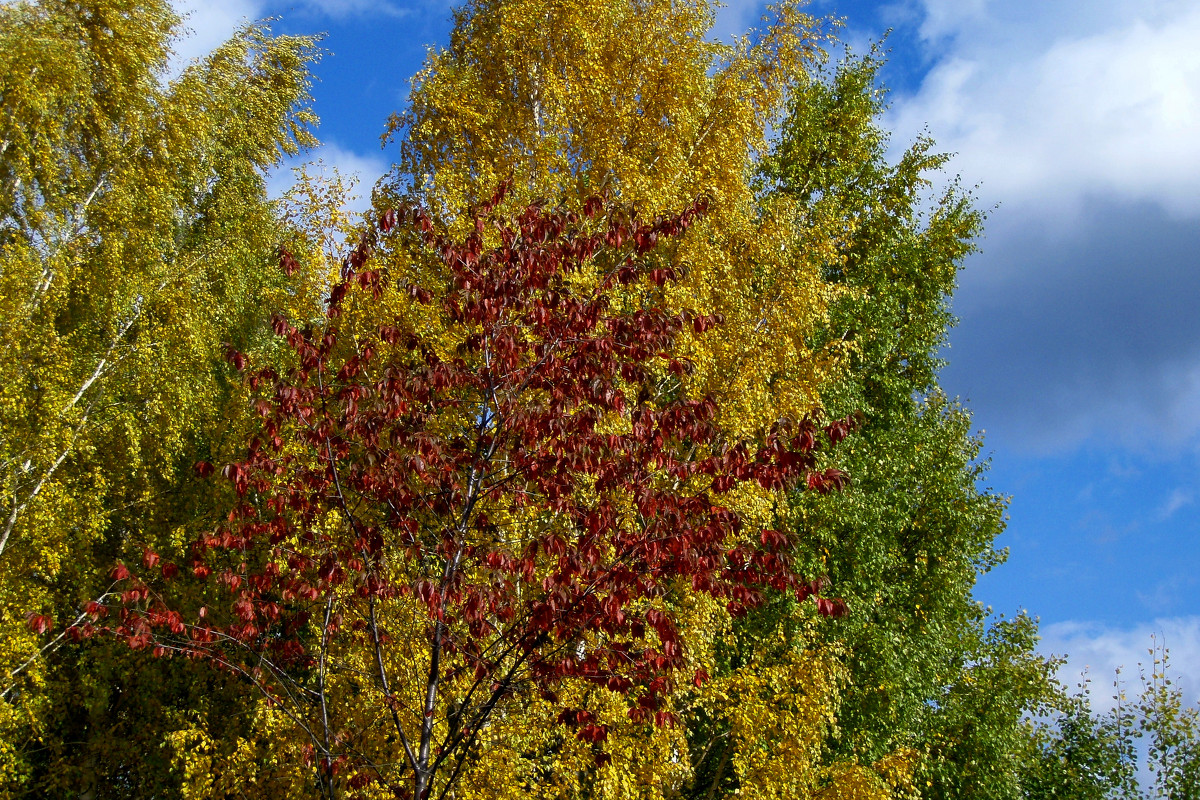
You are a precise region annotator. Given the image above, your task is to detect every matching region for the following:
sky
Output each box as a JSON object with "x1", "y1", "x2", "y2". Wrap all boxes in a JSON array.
[{"x1": 170, "y1": 0, "x2": 1199, "y2": 707}]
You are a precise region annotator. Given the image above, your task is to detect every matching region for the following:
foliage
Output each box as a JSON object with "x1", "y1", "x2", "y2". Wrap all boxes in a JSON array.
[
  {"x1": 910, "y1": 614, "x2": 1059, "y2": 799},
  {"x1": 386, "y1": 0, "x2": 849, "y2": 441},
  {"x1": 385, "y1": 1, "x2": 1046, "y2": 796},
  {"x1": 383, "y1": 2, "x2": 965, "y2": 794},
  {"x1": 762, "y1": 45, "x2": 1063, "y2": 796},
  {"x1": 1019, "y1": 643, "x2": 1200, "y2": 799},
  {"x1": 107, "y1": 191, "x2": 855, "y2": 799},
  {"x1": 1019, "y1": 675, "x2": 1139, "y2": 800},
  {"x1": 1134, "y1": 646, "x2": 1200, "y2": 799},
  {"x1": 4, "y1": 0, "x2": 1130, "y2": 796},
  {"x1": 0, "y1": 0, "x2": 323, "y2": 794}
]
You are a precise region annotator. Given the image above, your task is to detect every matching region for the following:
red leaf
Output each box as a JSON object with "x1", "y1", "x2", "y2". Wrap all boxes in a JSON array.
[
  {"x1": 379, "y1": 208, "x2": 397, "y2": 233},
  {"x1": 279, "y1": 247, "x2": 299, "y2": 277},
  {"x1": 822, "y1": 467, "x2": 849, "y2": 492},
  {"x1": 110, "y1": 192, "x2": 853, "y2": 772},
  {"x1": 576, "y1": 724, "x2": 608, "y2": 743},
  {"x1": 816, "y1": 597, "x2": 849, "y2": 618},
  {"x1": 223, "y1": 345, "x2": 248, "y2": 372}
]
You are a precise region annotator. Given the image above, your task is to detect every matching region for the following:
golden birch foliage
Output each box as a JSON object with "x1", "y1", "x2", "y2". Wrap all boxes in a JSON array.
[
  {"x1": 166, "y1": 704, "x2": 321, "y2": 800},
  {"x1": 0, "y1": 0, "x2": 322, "y2": 792},
  {"x1": 452, "y1": 688, "x2": 691, "y2": 800},
  {"x1": 682, "y1": 624, "x2": 912, "y2": 800},
  {"x1": 716, "y1": 649, "x2": 840, "y2": 797},
  {"x1": 369, "y1": 4, "x2": 898, "y2": 794},
  {"x1": 387, "y1": 0, "x2": 850, "y2": 438},
  {"x1": 440, "y1": 591, "x2": 730, "y2": 800}
]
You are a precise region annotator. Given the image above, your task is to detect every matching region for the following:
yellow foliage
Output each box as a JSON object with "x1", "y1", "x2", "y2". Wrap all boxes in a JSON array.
[
  {"x1": 0, "y1": 0, "x2": 942, "y2": 793},
  {"x1": 388, "y1": 0, "x2": 850, "y2": 439},
  {"x1": 456, "y1": 688, "x2": 690, "y2": 800},
  {"x1": 167, "y1": 704, "x2": 316, "y2": 800},
  {"x1": 0, "y1": 0, "x2": 322, "y2": 792},
  {"x1": 192, "y1": 3, "x2": 911, "y2": 793}
]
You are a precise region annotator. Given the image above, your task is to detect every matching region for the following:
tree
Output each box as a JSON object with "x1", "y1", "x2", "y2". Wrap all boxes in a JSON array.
[
  {"x1": 0, "y1": 0, "x2": 323, "y2": 793},
  {"x1": 384, "y1": 0, "x2": 1032, "y2": 794},
  {"x1": 381, "y1": 2, "x2": 962, "y2": 791},
  {"x1": 106, "y1": 189, "x2": 855, "y2": 799},
  {"x1": 758, "y1": 47, "x2": 1067, "y2": 797},
  {"x1": 1134, "y1": 645, "x2": 1200, "y2": 799},
  {"x1": 1019, "y1": 675, "x2": 1138, "y2": 800},
  {"x1": 7, "y1": 0, "x2": 1059, "y2": 794},
  {"x1": 386, "y1": 0, "x2": 845, "y2": 440},
  {"x1": 1019, "y1": 643, "x2": 1200, "y2": 799}
]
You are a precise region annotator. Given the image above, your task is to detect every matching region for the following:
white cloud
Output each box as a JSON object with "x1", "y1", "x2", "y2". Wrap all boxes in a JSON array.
[
  {"x1": 298, "y1": 0, "x2": 409, "y2": 18},
  {"x1": 710, "y1": 0, "x2": 767, "y2": 45},
  {"x1": 889, "y1": 0, "x2": 1200, "y2": 223},
  {"x1": 900, "y1": 0, "x2": 1200, "y2": 454},
  {"x1": 1040, "y1": 616, "x2": 1200, "y2": 713},
  {"x1": 268, "y1": 142, "x2": 391, "y2": 216},
  {"x1": 911, "y1": 0, "x2": 988, "y2": 40},
  {"x1": 167, "y1": 0, "x2": 408, "y2": 80},
  {"x1": 168, "y1": 0, "x2": 264, "y2": 78}
]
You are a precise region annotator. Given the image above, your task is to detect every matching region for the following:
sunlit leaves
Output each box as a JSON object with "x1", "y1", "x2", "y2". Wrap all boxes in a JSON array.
[
  {"x1": 0, "y1": 0, "x2": 322, "y2": 793},
  {"x1": 108, "y1": 193, "x2": 853, "y2": 798},
  {"x1": 761, "y1": 45, "x2": 1043, "y2": 798},
  {"x1": 387, "y1": 0, "x2": 846, "y2": 441}
]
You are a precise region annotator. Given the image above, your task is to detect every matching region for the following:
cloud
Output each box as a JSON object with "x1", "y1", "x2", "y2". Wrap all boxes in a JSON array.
[
  {"x1": 890, "y1": 1, "x2": 1200, "y2": 220},
  {"x1": 879, "y1": 0, "x2": 1200, "y2": 453},
  {"x1": 295, "y1": 0, "x2": 410, "y2": 18},
  {"x1": 942, "y1": 197, "x2": 1200, "y2": 452},
  {"x1": 1040, "y1": 616, "x2": 1200, "y2": 713},
  {"x1": 168, "y1": 0, "x2": 409, "y2": 79},
  {"x1": 1157, "y1": 488, "x2": 1193, "y2": 521},
  {"x1": 710, "y1": 0, "x2": 770, "y2": 44},
  {"x1": 909, "y1": 0, "x2": 987, "y2": 40},
  {"x1": 169, "y1": 0, "x2": 264, "y2": 77},
  {"x1": 268, "y1": 142, "x2": 391, "y2": 216}
]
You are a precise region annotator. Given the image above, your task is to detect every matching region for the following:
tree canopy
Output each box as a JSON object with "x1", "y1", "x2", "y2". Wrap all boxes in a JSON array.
[
  {"x1": 0, "y1": 0, "x2": 323, "y2": 794},
  {"x1": 6, "y1": 0, "x2": 1198, "y2": 797}
]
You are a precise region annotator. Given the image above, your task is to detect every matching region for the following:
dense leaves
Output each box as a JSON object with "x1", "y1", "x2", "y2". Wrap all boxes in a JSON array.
[
  {"x1": 756, "y1": 47, "x2": 1062, "y2": 797},
  {"x1": 0, "y1": 0, "x2": 323, "y2": 794},
  {"x1": 10, "y1": 0, "x2": 1199, "y2": 796},
  {"x1": 386, "y1": 0, "x2": 846, "y2": 440},
  {"x1": 107, "y1": 192, "x2": 853, "y2": 798},
  {"x1": 1020, "y1": 645, "x2": 1200, "y2": 799}
]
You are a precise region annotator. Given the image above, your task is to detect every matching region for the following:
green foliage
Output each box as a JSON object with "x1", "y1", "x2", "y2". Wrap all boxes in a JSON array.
[
  {"x1": 2, "y1": 1, "x2": 1168, "y2": 797},
  {"x1": 914, "y1": 614, "x2": 1060, "y2": 799},
  {"x1": 1018, "y1": 643, "x2": 1200, "y2": 799},
  {"x1": 0, "y1": 0, "x2": 323, "y2": 794},
  {"x1": 1135, "y1": 646, "x2": 1200, "y2": 798},
  {"x1": 1019, "y1": 679, "x2": 1138, "y2": 800},
  {"x1": 762, "y1": 47, "x2": 1063, "y2": 796}
]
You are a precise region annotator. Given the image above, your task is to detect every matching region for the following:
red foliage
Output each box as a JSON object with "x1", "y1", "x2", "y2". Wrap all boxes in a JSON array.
[{"x1": 106, "y1": 190, "x2": 854, "y2": 797}]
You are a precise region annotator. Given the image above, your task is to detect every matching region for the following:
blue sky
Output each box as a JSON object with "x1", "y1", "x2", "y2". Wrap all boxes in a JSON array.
[{"x1": 172, "y1": 0, "x2": 1199, "y2": 704}]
